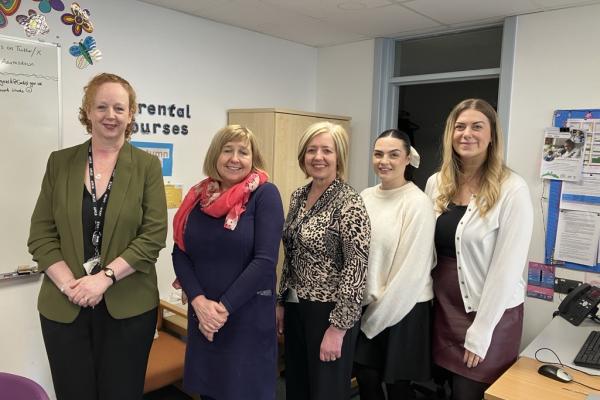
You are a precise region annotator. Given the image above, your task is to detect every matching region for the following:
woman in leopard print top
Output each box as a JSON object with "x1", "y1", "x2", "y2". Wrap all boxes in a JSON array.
[{"x1": 276, "y1": 122, "x2": 370, "y2": 400}]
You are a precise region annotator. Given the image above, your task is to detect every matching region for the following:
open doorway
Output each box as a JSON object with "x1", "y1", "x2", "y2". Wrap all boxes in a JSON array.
[{"x1": 397, "y1": 78, "x2": 499, "y2": 190}]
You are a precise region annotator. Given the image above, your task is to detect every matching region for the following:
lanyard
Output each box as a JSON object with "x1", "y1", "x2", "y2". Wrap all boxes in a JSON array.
[{"x1": 87, "y1": 143, "x2": 116, "y2": 258}]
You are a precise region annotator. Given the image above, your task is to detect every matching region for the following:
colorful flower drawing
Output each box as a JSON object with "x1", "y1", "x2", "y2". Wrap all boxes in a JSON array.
[
  {"x1": 0, "y1": 0, "x2": 21, "y2": 28},
  {"x1": 16, "y1": 9, "x2": 50, "y2": 36},
  {"x1": 61, "y1": 2, "x2": 92, "y2": 36},
  {"x1": 33, "y1": 0, "x2": 64, "y2": 13},
  {"x1": 69, "y1": 35, "x2": 102, "y2": 69}
]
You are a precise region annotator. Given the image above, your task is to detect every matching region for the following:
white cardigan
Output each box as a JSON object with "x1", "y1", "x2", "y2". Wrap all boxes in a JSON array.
[
  {"x1": 360, "y1": 182, "x2": 435, "y2": 339},
  {"x1": 425, "y1": 172, "x2": 533, "y2": 359}
]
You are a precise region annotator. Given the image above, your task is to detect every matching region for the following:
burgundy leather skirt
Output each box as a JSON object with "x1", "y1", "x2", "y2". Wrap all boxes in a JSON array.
[{"x1": 432, "y1": 256, "x2": 523, "y2": 384}]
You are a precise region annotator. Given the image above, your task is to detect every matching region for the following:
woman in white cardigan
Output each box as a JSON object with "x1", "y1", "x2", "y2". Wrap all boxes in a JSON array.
[
  {"x1": 355, "y1": 129, "x2": 436, "y2": 400},
  {"x1": 425, "y1": 99, "x2": 533, "y2": 400}
]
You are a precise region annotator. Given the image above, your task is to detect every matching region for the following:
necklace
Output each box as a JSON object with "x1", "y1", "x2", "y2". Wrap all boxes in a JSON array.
[
  {"x1": 95, "y1": 173, "x2": 102, "y2": 180},
  {"x1": 457, "y1": 172, "x2": 481, "y2": 200}
]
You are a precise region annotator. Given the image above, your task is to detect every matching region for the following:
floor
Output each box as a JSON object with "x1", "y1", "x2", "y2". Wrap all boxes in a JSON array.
[
  {"x1": 142, "y1": 380, "x2": 445, "y2": 399},
  {"x1": 143, "y1": 378, "x2": 361, "y2": 399},
  {"x1": 144, "y1": 385, "x2": 194, "y2": 400}
]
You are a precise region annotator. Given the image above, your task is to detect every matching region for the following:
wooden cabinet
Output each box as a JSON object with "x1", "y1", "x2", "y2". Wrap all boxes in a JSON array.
[
  {"x1": 228, "y1": 108, "x2": 351, "y2": 283},
  {"x1": 227, "y1": 108, "x2": 351, "y2": 214}
]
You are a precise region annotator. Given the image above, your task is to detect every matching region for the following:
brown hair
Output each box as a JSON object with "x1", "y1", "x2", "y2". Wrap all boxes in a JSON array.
[{"x1": 203, "y1": 125, "x2": 266, "y2": 181}]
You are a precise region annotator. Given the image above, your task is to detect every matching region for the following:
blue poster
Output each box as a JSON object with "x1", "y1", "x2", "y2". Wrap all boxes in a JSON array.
[
  {"x1": 546, "y1": 109, "x2": 600, "y2": 273},
  {"x1": 131, "y1": 141, "x2": 173, "y2": 176}
]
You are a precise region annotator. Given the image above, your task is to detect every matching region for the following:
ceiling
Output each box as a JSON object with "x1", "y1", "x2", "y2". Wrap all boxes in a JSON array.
[{"x1": 138, "y1": 0, "x2": 600, "y2": 47}]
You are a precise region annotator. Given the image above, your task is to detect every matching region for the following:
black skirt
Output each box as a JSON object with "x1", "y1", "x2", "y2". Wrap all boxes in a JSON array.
[{"x1": 354, "y1": 301, "x2": 432, "y2": 383}]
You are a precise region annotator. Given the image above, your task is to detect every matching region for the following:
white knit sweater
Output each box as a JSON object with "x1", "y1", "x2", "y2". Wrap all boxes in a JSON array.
[{"x1": 360, "y1": 182, "x2": 435, "y2": 339}]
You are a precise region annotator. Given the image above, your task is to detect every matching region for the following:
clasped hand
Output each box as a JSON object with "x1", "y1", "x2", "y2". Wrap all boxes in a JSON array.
[
  {"x1": 192, "y1": 295, "x2": 229, "y2": 342},
  {"x1": 65, "y1": 274, "x2": 111, "y2": 308}
]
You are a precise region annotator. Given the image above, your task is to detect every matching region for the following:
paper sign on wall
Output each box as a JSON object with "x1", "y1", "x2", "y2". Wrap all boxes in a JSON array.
[{"x1": 165, "y1": 184, "x2": 182, "y2": 209}]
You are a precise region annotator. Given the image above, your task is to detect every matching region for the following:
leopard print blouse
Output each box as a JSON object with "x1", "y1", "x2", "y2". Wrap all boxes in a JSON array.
[{"x1": 278, "y1": 179, "x2": 371, "y2": 329}]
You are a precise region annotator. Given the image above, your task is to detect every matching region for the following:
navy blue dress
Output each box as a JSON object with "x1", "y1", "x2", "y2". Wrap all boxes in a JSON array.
[{"x1": 172, "y1": 183, "x2": 284, "y2": 400}]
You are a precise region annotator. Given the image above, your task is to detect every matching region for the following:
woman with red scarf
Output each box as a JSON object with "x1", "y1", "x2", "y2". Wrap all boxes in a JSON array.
[{"x1": 172, "y1": 125, "x2": 284, "y2": 400}]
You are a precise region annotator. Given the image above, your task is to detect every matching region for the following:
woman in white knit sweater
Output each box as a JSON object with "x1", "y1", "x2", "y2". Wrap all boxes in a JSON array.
[{"x1": 354, "y1": 129, "x2": 436, "y2": 400}]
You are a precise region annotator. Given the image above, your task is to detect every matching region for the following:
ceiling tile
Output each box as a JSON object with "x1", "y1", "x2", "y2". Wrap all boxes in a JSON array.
[
  {"x1": 402, "y1": 0, "x2": 541, "y2": 25},
  {"x1": 138, "y1": 0, "x2": 235, "y2": 14},
  {"x1": 195, "y1": 0, "x2": 319, "y2": 32},
  {"x1": 323, "y1": 3, "x2": 441, "y2": 36},
  {"x1": 260, "y1": 0, "x2": 393, "y2": 19},
  {"x1": 532, "y1": 0, "x2": 600, "y2": 8},
  {"x1": 256, "y1": 20, "x2": 369, "y2": 46}
]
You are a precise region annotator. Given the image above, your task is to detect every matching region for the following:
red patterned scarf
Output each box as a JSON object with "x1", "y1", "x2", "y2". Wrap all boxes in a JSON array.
[{"x1": 173, "y1": 170, "x2": 268, "y2": 251}]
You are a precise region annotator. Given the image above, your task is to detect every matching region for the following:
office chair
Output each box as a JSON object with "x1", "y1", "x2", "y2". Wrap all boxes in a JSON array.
[
  {"x1": 0, "y1": 372, "x2": 50, "y2": 400},
  {"x1": 143, "y1": 300, "x2": 187, "y2": 393}
]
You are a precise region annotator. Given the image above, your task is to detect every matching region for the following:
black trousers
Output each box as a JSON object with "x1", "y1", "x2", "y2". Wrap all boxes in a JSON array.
[
  {"x1": 40, "y1": 301, "x2": 157, "y2": 400},
  {"x1": 434, "y1": 366, "x2": 489, "y2": 400},
  {"x1": 355, "y1": 366, "x2": 415, "y2": 400},
  {"x1": 284, "y1": 300, "x2": 360, "y2": 400}
]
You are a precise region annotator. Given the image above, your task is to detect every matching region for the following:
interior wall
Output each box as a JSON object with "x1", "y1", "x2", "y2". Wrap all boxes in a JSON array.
[
  {"x1": 317, "y1": 39, "x2": 375, "y2": 191},
  {"x1": 510, "y1": 3, "x2": 600, "y2": 347},
  {"x1": 0, "y1": 0, "x2": 316, "y2": 396}
]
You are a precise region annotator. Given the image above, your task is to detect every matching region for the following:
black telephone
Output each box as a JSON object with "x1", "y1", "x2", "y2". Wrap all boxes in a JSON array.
[{"x1": 558, "y1": 283, "x2": 600, "y2": 326}]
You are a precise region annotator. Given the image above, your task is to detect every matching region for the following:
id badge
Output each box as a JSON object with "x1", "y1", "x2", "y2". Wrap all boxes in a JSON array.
[{"x1": 83, "y1": 256, "x2": 101, "y2": 275}]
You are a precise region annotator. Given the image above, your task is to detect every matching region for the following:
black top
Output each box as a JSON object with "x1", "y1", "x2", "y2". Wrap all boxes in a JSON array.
[
  {"x1": 82, "y1": 186, "x2": 108, "y2": 264},
  {"x1": 434, "y1": 203, "x2": 467, "y2": 258}
]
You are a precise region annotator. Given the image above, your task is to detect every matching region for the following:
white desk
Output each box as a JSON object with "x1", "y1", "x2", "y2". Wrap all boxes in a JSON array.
[
  {"x1": 520, "y1": 316, "x2": 600, "y2": 376},
  {"x1": 486, "y1": 316, "x2": 600, "y2": 399}
]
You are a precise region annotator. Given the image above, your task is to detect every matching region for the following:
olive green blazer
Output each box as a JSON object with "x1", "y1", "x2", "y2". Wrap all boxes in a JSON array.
[{"x1": 28, "y1": 140, "x2": 168, "y2": 323}]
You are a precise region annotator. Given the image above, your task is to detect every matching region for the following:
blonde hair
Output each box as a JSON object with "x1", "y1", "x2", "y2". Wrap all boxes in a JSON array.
[
  {"x1": 79, "y1": 73, "x2": 137, "y2": 139},
  {"x1": 297, "y1": 122, "x2": 349, "y2": 181},
  {"x1": 436, "y1": 98, "x2": 509, "y2": 216},
  {"x1": 203, "y1": 125, "x2": 266, "y2": 181}
]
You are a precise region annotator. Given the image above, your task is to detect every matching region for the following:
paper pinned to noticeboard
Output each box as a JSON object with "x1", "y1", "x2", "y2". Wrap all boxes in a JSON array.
[
  {"x1": 540, "y1": 127, "x2": 585, "y2": 181},
  {"x1": 554, "y1": 210, "x2": 600, "y2": 267}
]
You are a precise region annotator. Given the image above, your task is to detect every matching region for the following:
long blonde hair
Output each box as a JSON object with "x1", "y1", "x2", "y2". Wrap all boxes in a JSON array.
[{"x1": 436, "y1": 98, "x2": 509, "y2": 217}]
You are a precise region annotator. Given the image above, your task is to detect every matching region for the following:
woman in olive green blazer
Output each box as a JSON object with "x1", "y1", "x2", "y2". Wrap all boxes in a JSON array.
[{"x1": 28, "y1": 73, "x2": 167, "y2": 400}]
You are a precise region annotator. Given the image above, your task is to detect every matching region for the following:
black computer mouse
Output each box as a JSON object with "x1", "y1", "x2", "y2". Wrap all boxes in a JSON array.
[{"x1": 537, "y1": 364, "x2": 573, "y2": 383}]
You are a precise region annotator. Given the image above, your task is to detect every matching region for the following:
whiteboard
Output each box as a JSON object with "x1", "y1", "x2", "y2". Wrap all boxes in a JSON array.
[{"x1": 0, "y1": 35, "x2": 60, "y2": 273}]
